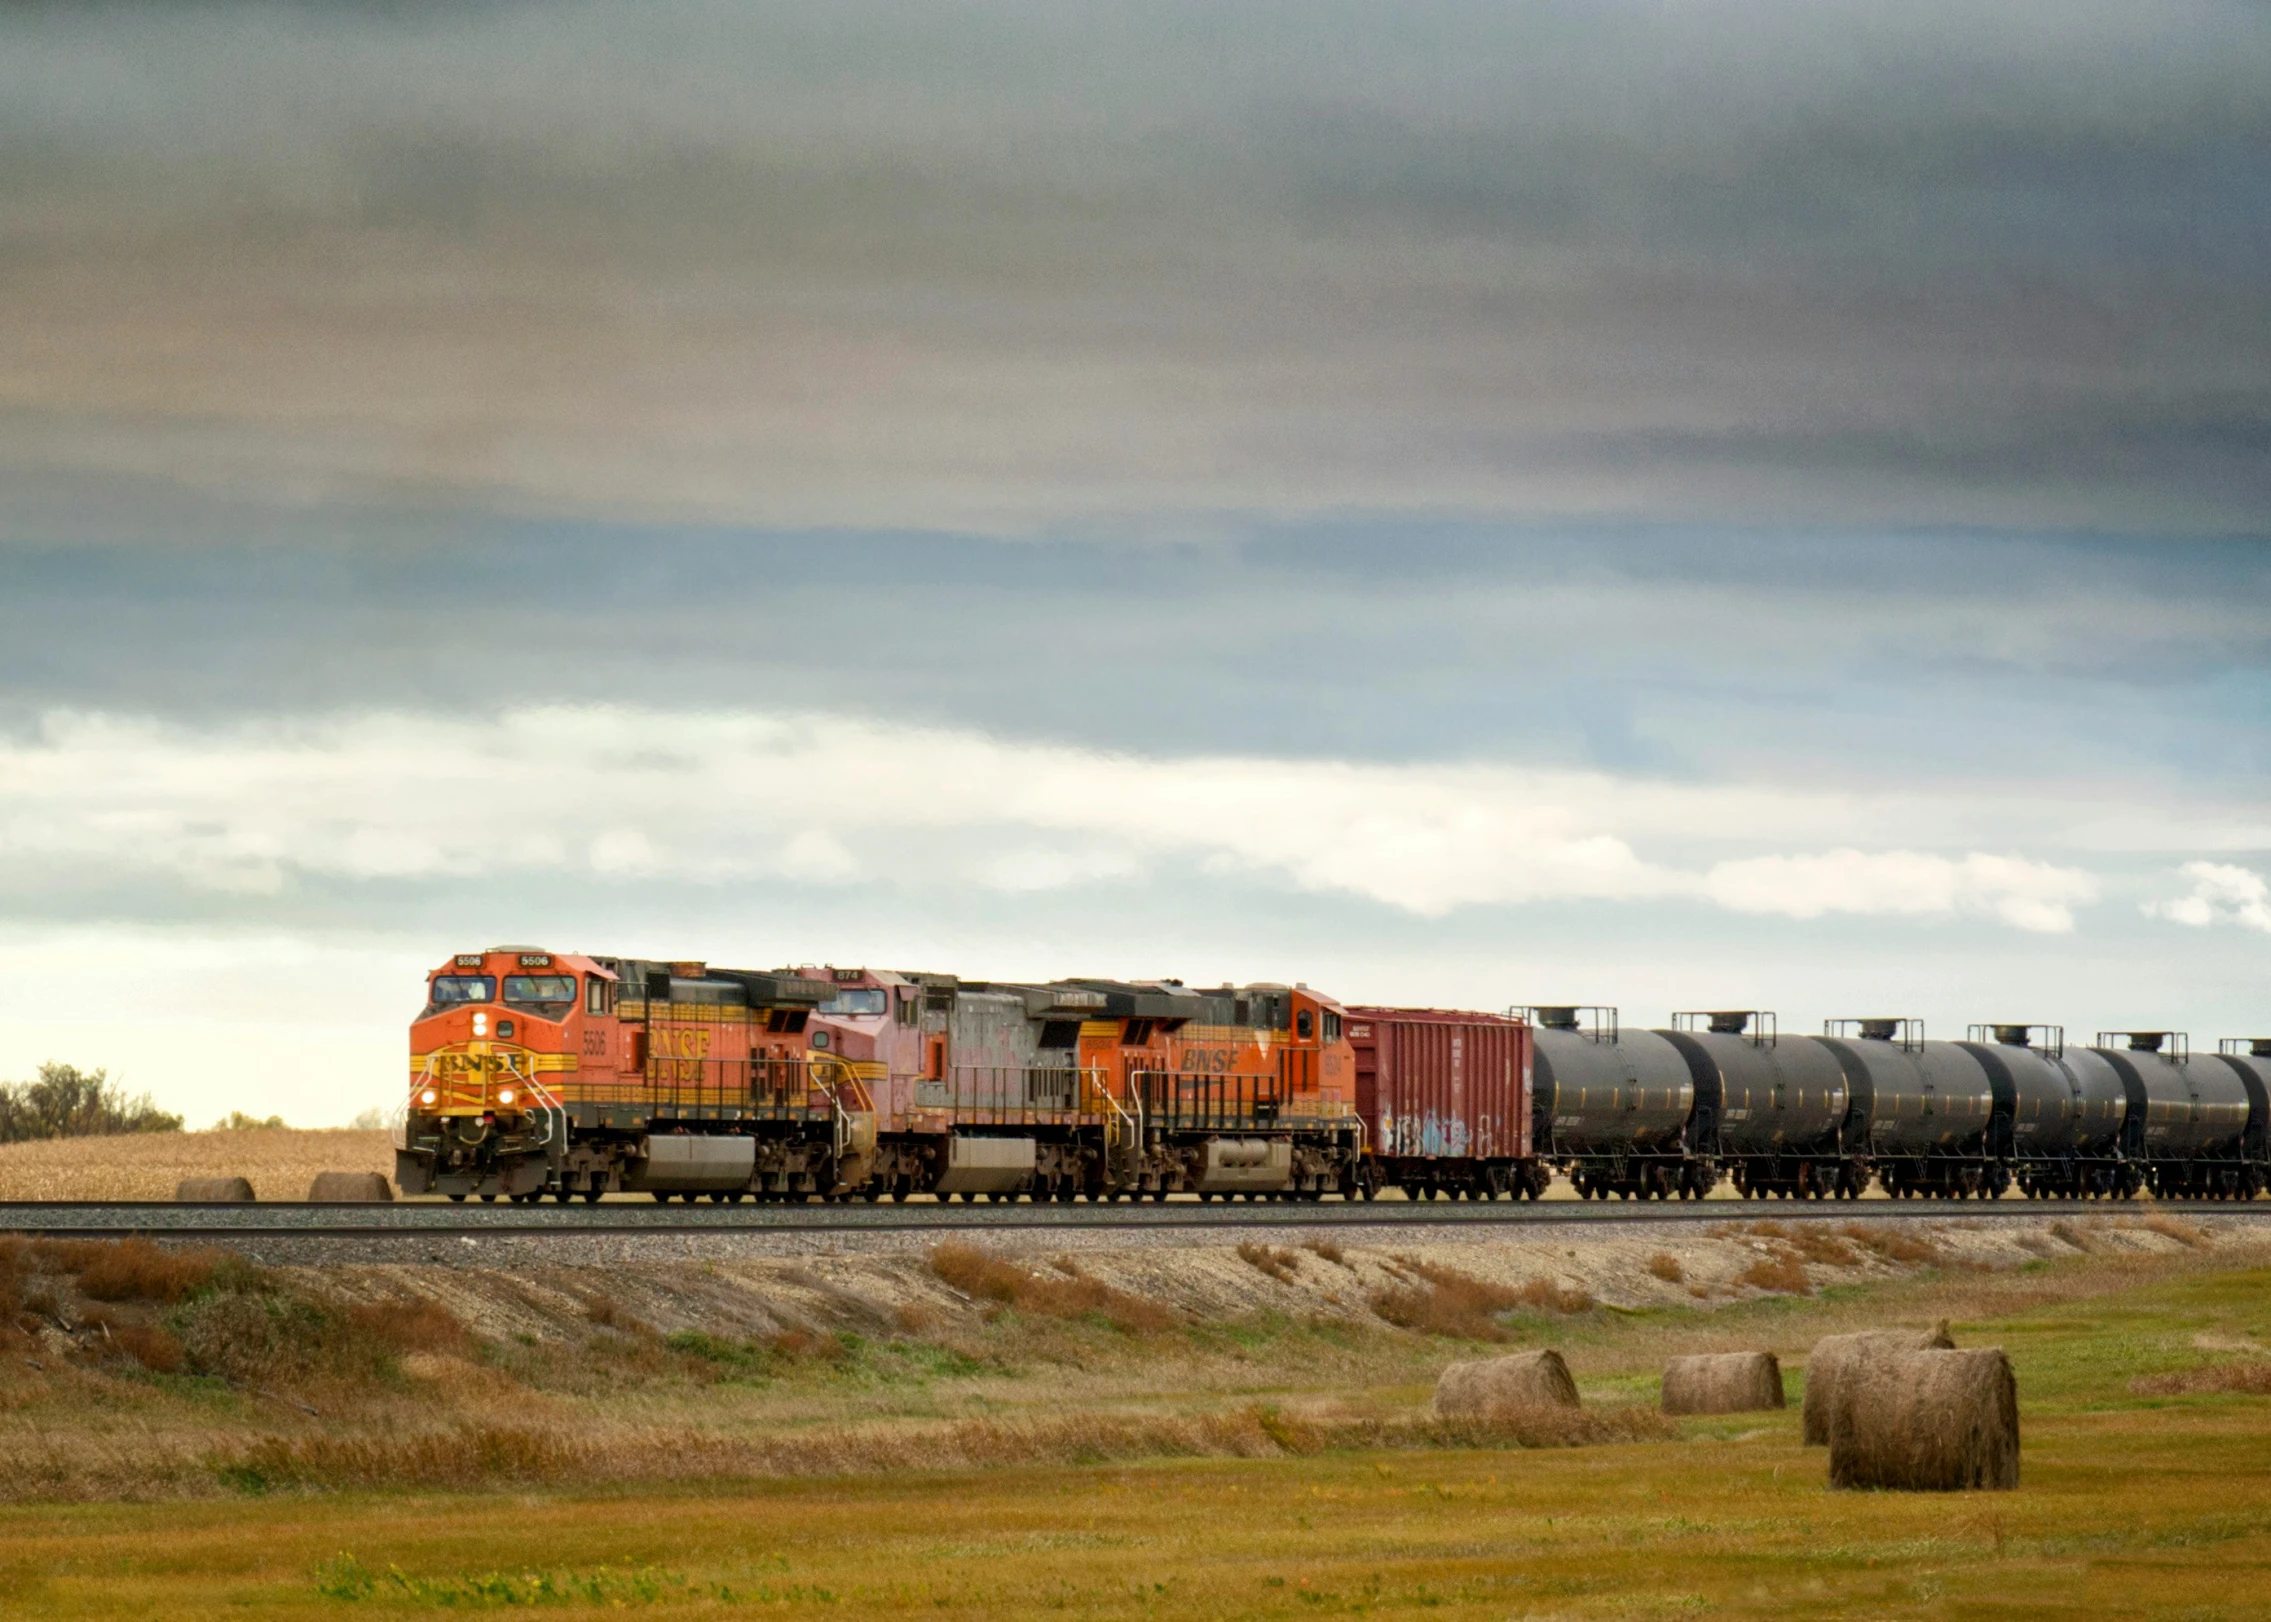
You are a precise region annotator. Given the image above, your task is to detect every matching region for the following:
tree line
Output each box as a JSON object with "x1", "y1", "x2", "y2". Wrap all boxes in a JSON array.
[{"x1": 0, "y1": 1063, "x2": 183, "y2": 1143}]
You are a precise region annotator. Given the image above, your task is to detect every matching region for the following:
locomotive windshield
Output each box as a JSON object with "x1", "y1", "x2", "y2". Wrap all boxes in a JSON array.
[
  {"x1": 427, "y1": 974, "x2": 494, "y2": 1007},
  {"x1": 503, "y1": 974, "x2": 578, "y2": 1014},
  {"x1": 817, "y1": 987, "x2": 888, "y2": 1016}
]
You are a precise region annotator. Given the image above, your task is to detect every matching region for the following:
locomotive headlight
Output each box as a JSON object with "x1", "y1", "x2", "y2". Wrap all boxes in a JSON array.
[
  {"x1": 472, "y1": 1011, "x2": 488, "y2": 1037},
  {"x1": 420, "y1": 1088, "x2": 438, "y2": 1105},
  {"x1": 497, "y1": 1087, "x2": 516, "y2": 1105}
]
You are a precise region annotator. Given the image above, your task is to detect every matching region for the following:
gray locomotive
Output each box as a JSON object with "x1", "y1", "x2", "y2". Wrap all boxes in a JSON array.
[{"x1": 1526, "y1": 1007, "x2": 2271, "y2": 1202}]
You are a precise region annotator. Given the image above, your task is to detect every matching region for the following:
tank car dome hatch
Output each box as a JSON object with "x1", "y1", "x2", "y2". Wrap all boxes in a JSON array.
[
  {"x1": 2100, "y1": 1030, "x2": 2187, "y2": 1058},
  {"x1": 1859, "y1": 1018, "x2": 1901, "y2": 1041},
  {"x1": 1709, "y1": 1011, "x2": 1753, "y2": 1035},
  {"x1": 1994, "y1": 1025, "x2": 2032, "y2": 1046},
  {"x1": 1534, "y1": 1007, "x2": 1582, "y2": 1030}
]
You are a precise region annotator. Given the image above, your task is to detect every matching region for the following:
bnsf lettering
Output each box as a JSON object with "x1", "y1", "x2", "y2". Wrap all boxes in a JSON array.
[
  {"x1": 437, "y1": 1053, "x2": 509, "y2": 1075},
  {"x1": 652, "y1": 1028, "x2": 713, "y2": 1059}
]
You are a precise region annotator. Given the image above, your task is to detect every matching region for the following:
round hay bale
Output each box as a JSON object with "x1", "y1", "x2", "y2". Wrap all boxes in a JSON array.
[
  {"x1": 1662, "y1": 1351, "x2": 1785, "y2": 1415},
  {"x1": 1433, "y1": 1349, "x2": 1580, "y2": 1416},
  {"x1": 174, "y1": 1176, "x2": 256, "y2": 1203},
  {"x1": 1802, "y1": 1322, "x2": 1955, "y2": 1445},
  {"x1": 306, "y1": 1171, "x2": 394, "y2": 1203},
  {"x1": 1828, "y1": 1347, "x2": 2018, "y2": 1492}
]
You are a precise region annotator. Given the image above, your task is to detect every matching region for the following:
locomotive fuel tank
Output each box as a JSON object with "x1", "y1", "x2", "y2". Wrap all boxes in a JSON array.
[
  {"x1": 1659, "y1": 1012, "x2": 1847, "y2": 1160},
  {"x1": 1816, "y1": 1020, "x2": 1994, "y2": 1159},
  {"x1": 2091, "y1": 1031, "x2": 2250, "y2": 1161},
  {"x1": 1527, "y1": 1009, "x2": 1694, "y2": 1158}
]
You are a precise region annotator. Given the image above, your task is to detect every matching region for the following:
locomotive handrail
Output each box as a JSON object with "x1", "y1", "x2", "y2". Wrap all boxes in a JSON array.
[
  {"x1": 492, "y1": 1052, "x2": 568, "y2": 1176},
  {"x1": 940, "y1": 1064, "x2": 1105, "y2": 1127},
  {"x1": 1124, "y1": 1066, "x2": 1298, "y2": 1133}
]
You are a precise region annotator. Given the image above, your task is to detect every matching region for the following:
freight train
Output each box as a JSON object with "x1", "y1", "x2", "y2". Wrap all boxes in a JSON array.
[{"x1": 396, "y1": 946, "x2": 2268, "y2": 1206}]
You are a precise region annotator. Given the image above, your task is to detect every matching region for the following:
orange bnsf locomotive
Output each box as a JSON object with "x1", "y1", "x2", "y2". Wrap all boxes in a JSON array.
[{"x1": 398, "y1": 947, "x2": 1377, "y2": 1203}]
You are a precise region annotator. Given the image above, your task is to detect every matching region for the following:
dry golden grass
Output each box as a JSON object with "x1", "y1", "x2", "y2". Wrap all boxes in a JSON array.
[
  {"x1": 2132, "y1": 1359, "x2": 2271, "y2": 1396},
  {"x1": 1236, "y1": 1242, "x2": 1301, "y2": 1283},
  {"x1": 928, "y1": 1241, "x2": 1178, "y2": 1334},
  {"x1": 0, "y1": 1129, "x2": 392, "y2": 1201},
  {"x1": 1369, "y1": 1258, "x2": 1591, "y2": 1340},
  {"x1": 1736, "y1": 1250, "x2": 1812, "y2": 1294},
  {"x1": 2145, "y1": 1210, "x2": 2213, "y2": 1249},
  {"x1": 1644, "y1": 1251, "x2": 1683, "y2": 1283}
]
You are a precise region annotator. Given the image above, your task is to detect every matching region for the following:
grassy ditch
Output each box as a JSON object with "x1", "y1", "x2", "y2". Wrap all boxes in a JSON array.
[
  {"x1": 8, "y1": 1256, "x2": 2271, "y2": 1616},
  {"x1": 0, "y1": 1225, "x2": 2265, "y2": 1509}
]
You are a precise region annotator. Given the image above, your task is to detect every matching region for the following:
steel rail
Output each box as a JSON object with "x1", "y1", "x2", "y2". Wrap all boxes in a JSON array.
[{"x1": 3, "y1": 1196, "x2": 2267, "y2": 1239}]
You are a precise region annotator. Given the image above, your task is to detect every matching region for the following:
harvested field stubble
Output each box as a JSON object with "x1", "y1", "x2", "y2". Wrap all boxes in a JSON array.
[{"x1": 0, "y1": 1128, "x2": 392, "y2": 1202}]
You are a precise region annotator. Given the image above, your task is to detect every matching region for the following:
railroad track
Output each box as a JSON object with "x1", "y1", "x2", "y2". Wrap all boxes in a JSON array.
[{"x1": 4, "y1": 1196, "x2": 2266, "y2": 1239}]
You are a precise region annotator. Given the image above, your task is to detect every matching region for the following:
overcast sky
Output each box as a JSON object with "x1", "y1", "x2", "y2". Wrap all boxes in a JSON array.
[{"x1": 0, "y1": 1, "x2": 2265, "y2": 1123}]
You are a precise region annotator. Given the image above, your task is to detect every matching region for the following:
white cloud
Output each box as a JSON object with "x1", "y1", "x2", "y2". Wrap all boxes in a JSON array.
[
  {"x1": 2146, "y1": 862, "x2": 2271, "y2": 933},
  {"x1": 1702, "y1": 849, "x2": 2098, "y2": 934},
  {"x1": 0, "y1": 704, "x2": 2109, "y2": 931}
]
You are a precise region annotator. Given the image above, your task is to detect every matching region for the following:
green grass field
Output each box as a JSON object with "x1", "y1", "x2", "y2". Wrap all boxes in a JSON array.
[{"x1": 7, "y1": 1258, "x2": 2271, "y2": 1619}]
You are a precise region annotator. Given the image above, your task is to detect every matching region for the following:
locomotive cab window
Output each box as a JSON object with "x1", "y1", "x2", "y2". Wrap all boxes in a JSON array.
[
  {"x1": 503, "y1": 974, "x2": 577, "y2": 1014},
  {"x1": 1297, "y1": 1009, "x2": 1315, "y2": 1040},
  {"x1": 427, "y1": 975, "x2": 494, "y2": 1008},
  {"x1": 1322, "y1": 1011, "x2": 1341, "y2": 1043},
  {"x1": 585, "y1": 977, "x2": 612, "y2": 1015},
  {"x1": 818, "y1": 987, "x2": 887, "y2": 1016}
]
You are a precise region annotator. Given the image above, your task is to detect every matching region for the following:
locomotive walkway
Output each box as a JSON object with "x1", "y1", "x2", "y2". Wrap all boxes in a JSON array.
[{"x1": 5, "y1": 1195, "x2": 2267, "y2": 1239}]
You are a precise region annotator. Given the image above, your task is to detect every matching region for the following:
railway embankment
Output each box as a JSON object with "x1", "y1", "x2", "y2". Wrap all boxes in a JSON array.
[{"x1": 0, "y1": 1210, "x2": 2263, "y2": 1499}]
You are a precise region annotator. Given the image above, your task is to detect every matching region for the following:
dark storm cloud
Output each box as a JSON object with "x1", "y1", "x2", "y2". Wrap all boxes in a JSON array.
[
  {"x1": 2, "y1": 519, "x2": 2264, "y2": 798},
  {"x1": 0, "y1": 0, "x2": 2266, "y2": 531}
]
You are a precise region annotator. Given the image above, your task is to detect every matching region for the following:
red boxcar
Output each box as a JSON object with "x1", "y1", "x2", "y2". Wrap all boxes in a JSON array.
[{"x1": 1346, "y1": 1007, "x2": 1542, "y2": 1200}]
